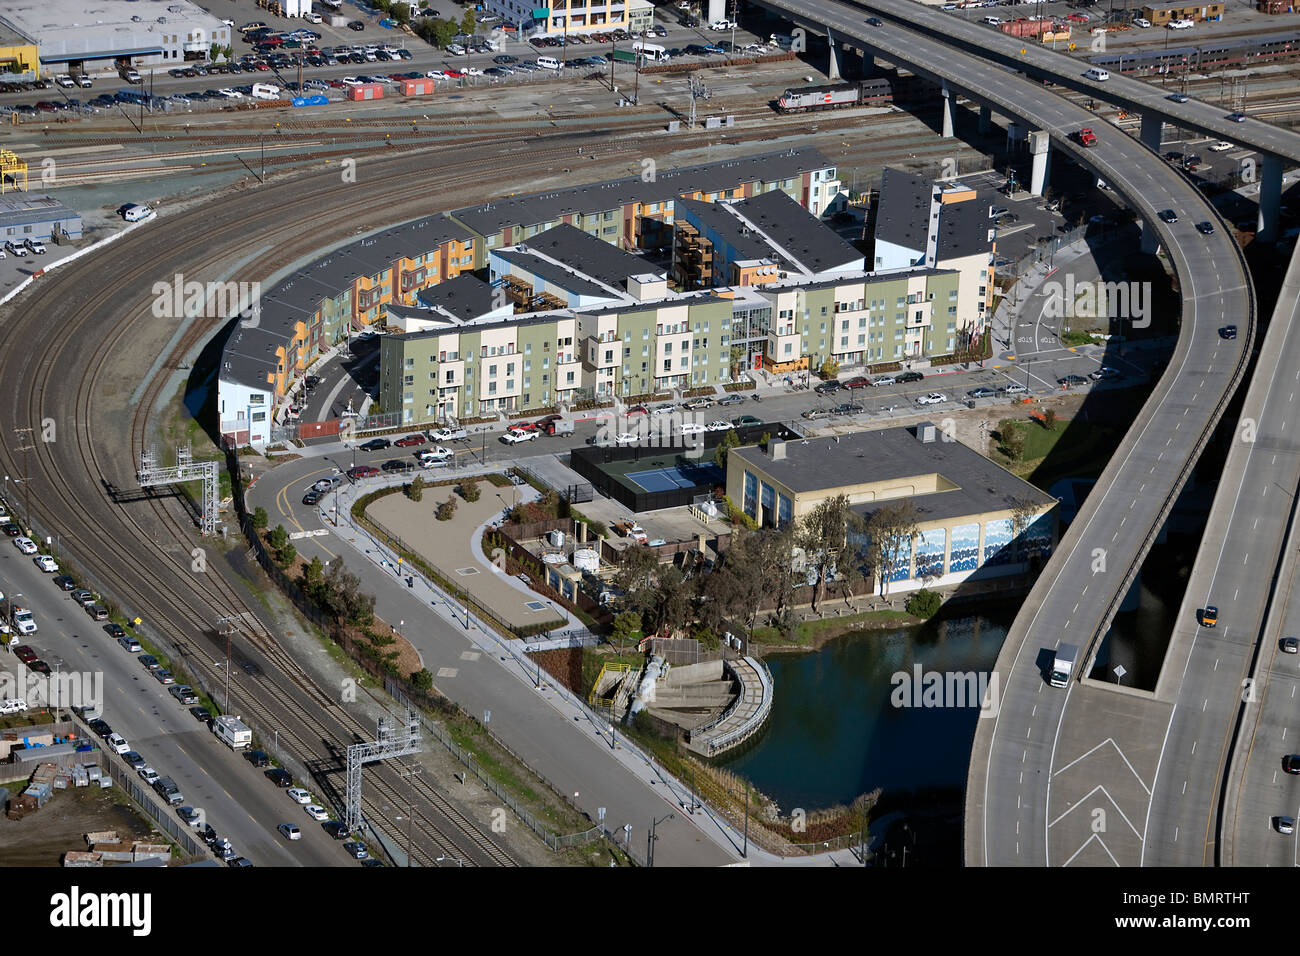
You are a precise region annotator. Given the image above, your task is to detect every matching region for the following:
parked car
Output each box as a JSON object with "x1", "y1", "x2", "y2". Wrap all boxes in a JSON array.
[
  {"x1": 103, "y1": 623, "x2": 126, "y2": 638},
  {"x1": 153, "y1": 669, "x2": 176, "y2": 685},
  {"x1": 266, "y1": 767, "x2": 294, "y2": 787},
  {"x1": 916, "y1": 393, "x2": 949, "y2": 405},
  {"x1": 279, "y1": 822, "x2": 302, "y2": 840},
  {"x1": 1058, "y1": 374, "x2": 1088, "y2": 387},
  {"x1": 347, "y1": 465, "x2": 380, "y2": 479},
  {"x1": 359, "y1": 438, "x2": 391, "y2": 451},
  {"x1": 169, "y1": 685, "x2": 200, "y2": 705},
  {"x1": 33, "y1": 554, "x2": 58, "y2": 573},
  {"x1": 393, "y1": 434, "x2": 427, "y2": 446},
  {"x1": 717, "y1": 394, "x2": 745, "y2": 406},
  {"x1": 814, "y1": 380, "x2": 842, "y2": 394},
  {"x1": 896, "y1": 371, "x2": 924, "y2": 383},
  {"x1": 967, "y1": 387, "x2": 999, "y2": 398},
  {"x1": 118, "y1": 635, "x2": 142, "y2": 653},
  {"x1": 287, "y1": 787, "x2": 313, "y2": 804}
]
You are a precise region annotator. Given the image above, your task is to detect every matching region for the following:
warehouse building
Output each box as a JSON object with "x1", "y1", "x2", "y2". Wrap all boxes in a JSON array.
[
  {"x1": 725, "y1": 424, "x2": 1057, "y2": 594},
  {"x1": 0, "y1": 193, "x2": 82, "y2": 242},
  {"x1": 0, "y1": 0, "x2": 231, "y2": 75}
]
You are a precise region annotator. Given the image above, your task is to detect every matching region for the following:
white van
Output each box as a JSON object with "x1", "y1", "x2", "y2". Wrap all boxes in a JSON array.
[
  {"x1": 1084, "y1": 68, "x2": 1110, "y2": 82},
  {"x1": 536, "y1": 55, "x2": 562, "y2": 70},
  {"x1": 251, "y1": 83, "x2": 281, "y2": 100},
  {"x1": 981, "y1": 16, "x2": 1002, "y2": 25},
  {"x1": 121, "y1": 203, "x2": 152, "y2": 222}
]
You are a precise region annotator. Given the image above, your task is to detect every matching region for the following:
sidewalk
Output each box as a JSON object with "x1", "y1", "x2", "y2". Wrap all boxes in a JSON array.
[{"x1": 318, "y1": 476, "x2": 865, "y2": 866}]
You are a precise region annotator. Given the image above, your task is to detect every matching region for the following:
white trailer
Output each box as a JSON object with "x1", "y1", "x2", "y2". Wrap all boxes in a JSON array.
[{"x1": 212, "y1": 714, "x2": 253, "y2": 750}]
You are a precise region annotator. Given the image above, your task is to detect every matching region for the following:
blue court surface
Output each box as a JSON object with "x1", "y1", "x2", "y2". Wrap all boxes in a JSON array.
[{"x1": 626, "y1": 462, "x2": 724, "y2": 492}]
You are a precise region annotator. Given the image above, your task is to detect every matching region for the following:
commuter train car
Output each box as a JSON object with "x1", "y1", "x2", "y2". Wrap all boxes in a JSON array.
[
  {"x1": 775, "y1": 77, "x2": 893, "y2": 113},
  {"x1": 1088, "y1": 30, "x2": 1300, "y2": 74}
]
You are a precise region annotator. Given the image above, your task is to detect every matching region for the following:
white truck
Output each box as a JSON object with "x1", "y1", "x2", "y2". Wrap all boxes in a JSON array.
[
  {"x1": 1049, "y1": 643, "x2": 1079, "y2": 688},
  {"x1": 11, "y1": 607, "x2": 36, "y2": 635},
  {"x1": 212, "y1": 714, "x2": 252, "y2": 750}
]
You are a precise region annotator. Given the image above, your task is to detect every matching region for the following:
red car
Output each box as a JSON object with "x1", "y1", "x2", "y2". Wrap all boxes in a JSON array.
[
  {"x1": 444, "y1": 70, "x2": 466, "y2": 78},
  {"x1": 393, "y1": 434, "x2": 427, "y2": 447},
  {"x1": 14, "y1": 645, "x2": 37, "y2": 665},
  {"x1": 844, "y1": 376, "x2": 872, "y2": 390},
  {"x1": 347, "y1": 465, "x2": 380, "y2": 480},
  {"x1": 510, "y1": 421, "x2": 539, "y2": 432}
]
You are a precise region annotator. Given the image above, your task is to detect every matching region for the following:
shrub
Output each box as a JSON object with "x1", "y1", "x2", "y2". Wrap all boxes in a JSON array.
[
  {"x1": 460, "y1": 479, "x2": 480, "y2": 502},
  {"x1": 252, "y1": 506, "x2": 268, "y2": 530},
  {"x1": 410, "y1": 668, "x2": 433, "y2": 691},
  {"x1": 1043, "y1": 409, "x2": 1058, "y2": 431},
  {"x1": 905, "y1": 588, "x2": 943, "y2": 619},
  {"x1": 436, "y1": 495, "x2": 458, "y2": 521},
  {"x1": 408, "y1": 476, "x2": 424, "y2": 502}
]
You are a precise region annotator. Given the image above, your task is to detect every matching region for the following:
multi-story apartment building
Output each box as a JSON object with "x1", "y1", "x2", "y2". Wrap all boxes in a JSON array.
[
  {"x1": 871, "y1": 168, "x2": 996, "y2": 354},
  {"x1": 484, "y1": 0, "x2": 654, "y2": 36},
  {"x1": 447, "y1": 147, "x2": 843, "y2": 262},
  {"x1": 672, "y1": 189, "x2": 864, "y2": 290},
  {"x1": 218, "y1": 214, "x2": 473, "y2": 446}
]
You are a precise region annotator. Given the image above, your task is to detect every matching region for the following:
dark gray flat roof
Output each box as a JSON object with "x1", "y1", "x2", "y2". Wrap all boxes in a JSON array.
[
  {"x1": 220, "y1": 213, "x2": 472, "y2": 390},
  {"x1": 874, "y1": 167, "x2": 991, "y2": 261},
  {"x1": 732, "y1": 425, "x2": 1054, "y2": 524},
  {"x1": 450, "y1": 147, "x2": 833, "y2": 236},
  {"x1": 518, "y1": 222, "x2": 661, "y2": 287},
  {"x1": 732, "y1": 189, "x2": 863, "y2": 274},
  {"x1": 415, "y1": 273, "x2": 496, "y2": 321},
  {"x1": 676, "y1": 196, "x2": 779, "y2": 265},
  {"x1": 494, "y1": 248, "x2": 615, "y2": 301}
]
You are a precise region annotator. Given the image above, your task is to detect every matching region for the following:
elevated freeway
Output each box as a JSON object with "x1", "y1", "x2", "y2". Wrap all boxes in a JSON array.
[
  {"x1": 742, "y1": 0, "x2": 1264, "y2": 864},
  {"x1": 835, "y1": 0, "x2": 1300, "y2": 236}
]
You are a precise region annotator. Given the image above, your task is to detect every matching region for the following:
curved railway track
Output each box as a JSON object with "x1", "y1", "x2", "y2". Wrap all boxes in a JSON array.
[
  {"x1": 0, "y1": 96, "x2": 824, "y2": 863},
  {"x1": 0, "y1": 123, "x2": 684, "y2": 865}
]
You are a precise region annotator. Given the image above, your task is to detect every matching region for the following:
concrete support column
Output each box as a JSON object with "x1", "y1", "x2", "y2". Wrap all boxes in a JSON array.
[
  {"x1": 940, "y1": 80, "x2": 954, "y2": 139},
  {"x1": 706, "y1": 0, "x2": 726, "y2": 27},
  {"x1": 862, "y1": 50, "x2": 875, "y2": 73},
  {"x1": 1258, "y1": 153, "x2": 1284, "y2": 242},
  {"x1": 978, "y1": 103, "x2": 992, "y2": 135},
  {"x1": 1139, "y1": 113, "x2": 1163, "y2": 153},
  {"x1": 827, "y1": 28, "x2": 840, "y2": 81},
  {"x1": 1028, "y1": 129, "x2": 1050, "y2": 197}
]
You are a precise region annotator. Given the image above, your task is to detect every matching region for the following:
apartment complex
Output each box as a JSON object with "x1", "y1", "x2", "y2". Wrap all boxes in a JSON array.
[
  {"x1": 484, "y1": 0, "x2": 654, "y2": 37},
  {"x1": 872, "y1": 168, "x2": 996, "y2": 353},
  {"x1": 218, "y1": 214, "x2": 474, "y2": 446},
  {"x1": 672, "y1": 189, "x2": 864, "y2": 290},
  {"x1": 725, "y1": 425, "x2": 1057, "y2": 594},
  {"x1": 377, "y1": 216, "x2": 963, "y2": 425},
  {"x1": 446, "y1": 147, "x2": 842, "y2": 261}
]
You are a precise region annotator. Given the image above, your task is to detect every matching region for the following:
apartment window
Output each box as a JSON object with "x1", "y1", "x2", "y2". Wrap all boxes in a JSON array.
[
  {"x1": 445, "y1": 370, "x2": 455, "y2": 383},
  {"x1": 404, "y1": 357, "x2": 415, "y2": 369},
  {"x1": 948, "y1": 306, "x2": 957, "y2": 315},
  {"x1": 506, "y1": 379, "x2": 515, "y2": 390},
  {"x1": 524, "y1": 359, "x2": 532, "y2": 371},
  {"x1": 664, "y1": 342, "x2": 672, "y2": 354},
  {"x1": 489, "y1": 364, "x2": 498, "y2": 377}
]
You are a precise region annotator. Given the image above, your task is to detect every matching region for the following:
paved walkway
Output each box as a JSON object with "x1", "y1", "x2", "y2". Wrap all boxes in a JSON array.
[
  {"x1": 313, "y1": 476, "x2": 866, "y2": 866},
  {"x1": 686, "y1": 656, "x2": 771, "y2": 758}
]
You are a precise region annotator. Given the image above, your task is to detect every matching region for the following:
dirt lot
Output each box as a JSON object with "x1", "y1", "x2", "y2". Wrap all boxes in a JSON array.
[{"x1": 0, "y1": 783, "x2": 174, "y2": 867}]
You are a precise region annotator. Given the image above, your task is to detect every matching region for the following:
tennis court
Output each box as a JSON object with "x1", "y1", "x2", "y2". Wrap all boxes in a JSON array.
[{"x1": 625, "y1": 462, "x2": 725, "y2": 492}]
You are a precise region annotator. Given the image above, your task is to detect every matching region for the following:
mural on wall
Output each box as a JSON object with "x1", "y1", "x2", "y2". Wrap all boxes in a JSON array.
[
  {"x1": 885, "y1": 534, "x2": 912, "y2": 583},
  {"x1": 950, "y1": 522, "x2": 980, "y2": 573},
  {"x1": 915, "y1": 528, "x2": 947, "y2": 579},
  {"x1": 984, "y1": 517, "x2": 1015, "y2": 566},
  {"x1": 1025, "y1": 512, "x2": 1054, "y2": 558}
]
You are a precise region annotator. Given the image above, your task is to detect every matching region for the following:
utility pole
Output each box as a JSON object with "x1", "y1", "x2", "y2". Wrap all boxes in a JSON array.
[
  {"x1": 13, "y1": 427, "x2": 34, "y2": 534},
  {"x1": 398, "y1": 762, "x2": 422, "y2": 867},
  {"x1": 217, "y1": 615, "x2": 239, "y2": 713}
]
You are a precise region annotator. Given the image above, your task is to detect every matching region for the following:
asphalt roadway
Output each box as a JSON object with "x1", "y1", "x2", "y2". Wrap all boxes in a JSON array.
[
  {"x1": 849, "y1": 0, "x2": 1300, "y2": 164},
  {"x1": 0, "y1": 543, "x2": 347, "y2": 867}
]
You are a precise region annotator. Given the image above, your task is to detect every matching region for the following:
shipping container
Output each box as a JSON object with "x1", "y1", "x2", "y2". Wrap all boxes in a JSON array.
[
  {"x1": 347, "y1": 82, "x2": 384, "y2": 101},
  {"x1": 402, "y1": 78, "x2": 435, "y2": 95}
]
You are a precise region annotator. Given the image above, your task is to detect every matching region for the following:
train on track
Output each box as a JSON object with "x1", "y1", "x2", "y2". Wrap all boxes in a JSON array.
[
  {"x1": 1087, "y1": 29, "x2": 1300, "y2": 74},
  {"x1": 774, "y1": 77, "x2": 893, "y2": 113}
]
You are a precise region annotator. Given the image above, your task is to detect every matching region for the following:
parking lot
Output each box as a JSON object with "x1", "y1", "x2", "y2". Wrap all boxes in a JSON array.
[{"x1": 0, "y1": 0, "x2": 789, "y2": 118}]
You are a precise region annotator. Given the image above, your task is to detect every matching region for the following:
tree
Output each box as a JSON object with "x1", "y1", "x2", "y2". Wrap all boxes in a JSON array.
[
  {"x1": 431, "y1": 18, "x2": 457, "y2": 47},
  {"x1": 410, "y1": 668, "x2": 434, "y2": 691},
  {"x1": 408, "y1": 475, "x2": 424, "y2": 502},
  {"x1": 795, "y1": 494, "x2": 851, "y2": 611},
  {"x1": 277, "y1": 542, "x2": 297, "y2": 569},
  {"x1": 1042, "y1": 409, "x2": 1058, "y2": 431},
  {"x1": 713, "y1": 429, "x2": 741, "y2": 470},
  {"x1": 613, "y1": 545, "x2": 660, "y2": 619},
  {"x1": 1001, "y1": 422, "x2": 1026, "y2": 461},
  {"x1": 460, "y1": 479, "x2": 480, "y2": 503},
  {"x1": 650, "y1": 565, "x2": 693, "y2": 637},
  {"x1": 269, "y1": 524, "x2": 289, "y2": 551},
  {"x1": 708, "y1": 528, "x2": 774, "y2": 647},
  {"x1": 729, "y1": 345, "x2": 747, "y2": 379},
  {"x1": 461, "y1": 8, "x2": 476, "y2": 35},
  {"x1": 864, "y1": 499, "x2": 919, "y2": 599},
  {"x1": 390, "y1": 1, "x2": 412, "y2": 24},
  {"x1": 611, "y1": 610, "x2": 642, "y2": 655},
  {"x1": 819, "y1": 357, "x2": 840, "y2": 381},
  {"x1": 436, "y1": 495, "x2": 458, "y2": 521},
  {"x1": 905, "y1": 588, "x2": 943, "y2": 619},
  {"x1": 318, "y1": 558, "x2": 376, "y2": 627},
  {"x1": 253, "y1": 506, "x2": 269, "y2": 530},
  {"x1": 1007, "y1": 494, "x2": 1040, "y2": 562},
  {"x1": 302, "y1": 556, "x2": 325, "y2": 593}
]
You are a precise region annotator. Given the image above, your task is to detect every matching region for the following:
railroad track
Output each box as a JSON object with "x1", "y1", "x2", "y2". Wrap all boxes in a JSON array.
[{"x1": 0, "y1": 112, "x2": 700, "y2": 865}]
